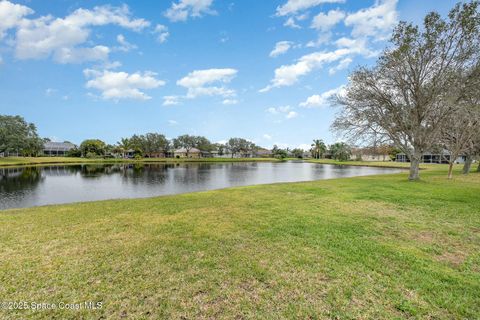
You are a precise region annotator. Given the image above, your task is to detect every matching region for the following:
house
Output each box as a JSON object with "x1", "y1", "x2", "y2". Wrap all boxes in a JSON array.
[
  {"x1": 210, "y1": 150, "x2": 230, "y2": 158},
  {"x1": 173, "y1": 148, "x2": 202, "y2": 158},
  {"x1": 43, "y1": 141, "x2": 76, "y2": 156},
  {"x1": 144, "y1": 151, "x2": 168, "y2": 158},
  {"x1": 211, "y1": 150, "x2": 256, "y2": 158},
  {"x1": 254, "y1": 148, "x2": 273, "y2": 158},
  {"x1": 396, "y1": 151, "x2": 466, "y2": 164},
  {"x1": 350, "y1": 147, "x2": 391, "y2": 161}
]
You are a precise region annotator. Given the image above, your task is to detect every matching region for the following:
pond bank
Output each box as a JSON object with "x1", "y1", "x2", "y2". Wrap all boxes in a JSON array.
[{"x1": 0, "y1": 156, "x2": 280, "y2": 168}]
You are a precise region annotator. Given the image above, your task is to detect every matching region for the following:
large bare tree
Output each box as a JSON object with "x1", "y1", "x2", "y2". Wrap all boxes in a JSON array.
[
  {"x1": 332, "y1": 1, "x2": 480, "y2": 180},
  {"x1": 441, "y1": 106, "x2": 479, "y2": 178}
]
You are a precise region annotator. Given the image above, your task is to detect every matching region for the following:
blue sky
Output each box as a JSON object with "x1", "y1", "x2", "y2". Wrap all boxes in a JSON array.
[{"x1": 0, "y1": 0, "x2": 459, "y2": 149}]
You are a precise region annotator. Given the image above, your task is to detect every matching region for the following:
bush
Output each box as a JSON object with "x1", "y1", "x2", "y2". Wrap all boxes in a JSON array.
[
  {"x1": 85, "y1": 152, "x2": 102, "y2": 159},
  {"x1": 67, "y1": 148, "x2": 81, "y2": 157}
]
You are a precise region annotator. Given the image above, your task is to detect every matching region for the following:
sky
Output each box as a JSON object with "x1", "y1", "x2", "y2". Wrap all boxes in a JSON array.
[{"x1": 0, "y1": 0, "x2": 460, "y2": 149}]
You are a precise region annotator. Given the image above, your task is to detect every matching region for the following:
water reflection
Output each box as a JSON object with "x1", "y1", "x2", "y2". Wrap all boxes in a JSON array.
[{"x1": 0, "y1": 162, "x2": 402, "y2": 209}]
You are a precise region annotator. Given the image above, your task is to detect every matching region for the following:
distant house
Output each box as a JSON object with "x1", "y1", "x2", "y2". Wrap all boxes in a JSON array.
[
  {"x1": 396, "y1": 151, "x2": 466, "y2": 164},
  {"x1": 174, "y1": 148, "x2": 202, "y2": 158},
  {"x1": 350, "y1": 147, "x2": 391, "y2": 162},
  {"x1": 254, "y1": 148, "x2": 273, "y2": 158},
  {"x1": 210, "y1": 150, "x2": 230, "y2": 158},
  {"x1": 144, "y1": 151, "x2": 168, "y2": 158},
  {"x1": 43, "y1": 141, "x2": 76, "y2": 156}
]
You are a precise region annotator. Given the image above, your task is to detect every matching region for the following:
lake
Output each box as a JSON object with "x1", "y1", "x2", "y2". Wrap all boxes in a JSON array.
[{"x1": 0, "y1": 161, "x2": 402, "y2": 209}]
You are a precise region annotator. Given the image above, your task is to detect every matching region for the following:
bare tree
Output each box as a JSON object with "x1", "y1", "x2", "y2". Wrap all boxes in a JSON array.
[
  {"x1": 442, "y1": 63, "x2": 480, "y2": 178},
  {"x1": 462, "y1": 138, "x2": 480, "y2": 174},
  {"x1": 441, "y1": 107, "x2": 479, "y2": 178},
  {"x1": 332, "y1": 1, "x2": 480, "y2": 180}
]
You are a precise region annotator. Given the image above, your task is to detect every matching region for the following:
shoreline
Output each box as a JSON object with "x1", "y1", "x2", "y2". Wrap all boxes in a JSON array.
[{"x1": 0, "y1": 156, "x2": 281, "y2": 168}]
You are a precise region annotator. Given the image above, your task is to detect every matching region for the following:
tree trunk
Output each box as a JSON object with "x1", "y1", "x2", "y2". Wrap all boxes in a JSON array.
[
  {"x1": 447, "y1": 162, "x2": 454, "y2": 179},
  {"x1": 408, "y1": 154, "x2": 421, "y2": 181},
  {"x1": 462, "y1": 155, "x2": 472, "y2": 175},
  {"x1": 477, "y1": 161, "x2": 480, "y2": 172}
]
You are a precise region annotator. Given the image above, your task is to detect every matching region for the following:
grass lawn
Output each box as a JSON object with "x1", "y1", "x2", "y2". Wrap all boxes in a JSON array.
[
  {"x1": 0, "y1": 156, "x2": 278, "y2": 168},
  {"x1": 0, "y1": 164, "x2": 479, "y2": 319}
]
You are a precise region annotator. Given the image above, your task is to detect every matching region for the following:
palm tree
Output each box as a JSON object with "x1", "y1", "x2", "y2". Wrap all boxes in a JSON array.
[
  {"x1": 311, "y1": 139, "x2": 327, "y2": 159},
  {"x1": 330, "y1": 142, "x2": 351, "y2": 161},
  {"x1": 117, "y1": 138, "x2": 130, "y2": 158}
]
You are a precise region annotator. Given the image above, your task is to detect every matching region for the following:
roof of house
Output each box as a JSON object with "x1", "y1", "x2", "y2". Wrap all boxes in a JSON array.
[
  {"x1": 256, "y1": 148, "x2": 272, "y2": 154},
  {"x1": 43, "y1": 141, "x2": 76, "y2": 150},
  {"x1": 174, "y1": 147, "x2": 201, "y2": 153}
]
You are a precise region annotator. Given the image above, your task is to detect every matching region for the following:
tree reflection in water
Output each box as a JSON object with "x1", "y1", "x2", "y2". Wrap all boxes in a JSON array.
[{"x1": 0, "y1": 166, "x2": 43, "y2": 194}]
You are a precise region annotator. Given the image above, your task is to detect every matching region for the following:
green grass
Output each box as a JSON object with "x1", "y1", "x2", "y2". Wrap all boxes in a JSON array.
[
  {"x1": 0, "y1": 156, "x2": 278, "y2": 168},
  {"x1": 307, "y1": 158, "x2": 432, "y2": 169},
  {"x1": 0, "y1": 164, "x2": 479, "y2": 319}
]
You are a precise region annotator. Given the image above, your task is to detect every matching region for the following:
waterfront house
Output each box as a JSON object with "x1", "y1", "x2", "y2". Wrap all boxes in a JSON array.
[
  {"x1": 255, "y1": 148, "x2": 273, "y2": 158},
  {"x1": 350, "y1": 147, "x2": 391, "y2": 161},
  {"x1": 396, "y1": 151, "x2": 466, "y2": 164},
  {"x1": 43, "y1": 141, "x2": 76, "y2": 156},
  {"x1": 173, "y1": 148, "x2": 202, "y2": 158}
]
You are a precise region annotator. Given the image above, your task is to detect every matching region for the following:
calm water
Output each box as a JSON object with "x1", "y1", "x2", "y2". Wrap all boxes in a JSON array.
[{"x1": 0, "y1": 162, "x2": 402, "y2": 209}]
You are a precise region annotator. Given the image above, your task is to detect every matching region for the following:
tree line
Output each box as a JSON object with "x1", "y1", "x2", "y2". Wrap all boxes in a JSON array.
[
  {"x1": 0, "y1": 116, "x2": 361, "y2": 161},
  {"x1": 332, "y1": 1, "x2": 480, "y2": 180},
  {"x1": 75, "y1": 135, "x2": 263, "y2": 159}
]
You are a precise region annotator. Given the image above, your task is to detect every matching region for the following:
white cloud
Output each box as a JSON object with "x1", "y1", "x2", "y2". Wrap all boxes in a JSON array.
[
  {"x1": 262, "y1": 33, "x2": 380, "y2": 92},
  {"x1": 286, "y1": 111, "x2": 298, "y2": 119},
  {"x1": 266, "y1": 107, "x2": 278, "y2": 114},
  {"x1": 163, "y1": 95, "x2": 180, "y2": 106},
  {"x1": 306, "y1": 32, "x2": 331, "y2": 47},
  {"x1": 84, "y1": 69, "x2": 165, "y2": 101},
  {"x1": 54, "y1": 46, "x2": 110, "y2": 64},
  {"x1": 45, "y1": 88, "x2": 57, "y2": 96},
  {"x1": 284, "y1": 17, "x2": 301, "y2": 29},
  {"x1": 13, "y1": 4, "x2": 149, "y2": 63},
  {"x1": 299, "y1": 85, "x2": 345, "y2": 108},
  {"x1": 344, "y1": 0, "x2": 398, "y2": 41},
  {"x1": 116, "y1": 34, "x2": 137, "y2": 52},
  {"x1": 335, "y1": 37, "x2": 377, "y2": 57},
  {"x1": 260, "y1": 49, "x2": 349, "y2": 92},
  {"x1": 0, "y1": 1, "x2": 32, "y2": 39},
  {"x1": 165, "y1": 0, "x2": 216, "y2": 22},
  {"x1": 311, "y1": 9, "x2": 345, "y2": 31},
  {"x1": 266, "y1": 105, "x2": 298, "y2": 120},
  {"x1": 168, "y1": 120, "x2": 178, "y2": 125},
  {"x1": 267, "y1": 105, "x2": 291, "y2": 114},
  {"x1": 103, "y1": 60, "x2": 122, "y2": 69},
  {"x1": 263, "y1": 134, "x2": 272, "y2": 140},
  {"x1": 328, "y1": 57, "x2": 352, "y2": 74},
  {"x1": 276, "y1": 0, "x2": 345, "y2": 16},
  {"x1": 269, "y1": 41, "x2": 293, "y2": 58},
  {"x1": 297, "y1": 143, "x2": 311, "y2": 151},
  {"x1": 154, "y1": 24, "x2": 169, "y2": 43},
  {"x1": 222, "y1": 99, "x2": 238, "y2": 105},
  {"x1": 272, "y1": 142, "x2": 290, "y2": 149},
  {"x1": 177, "y1": 68, "x2": 237, "y2": 98}
]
